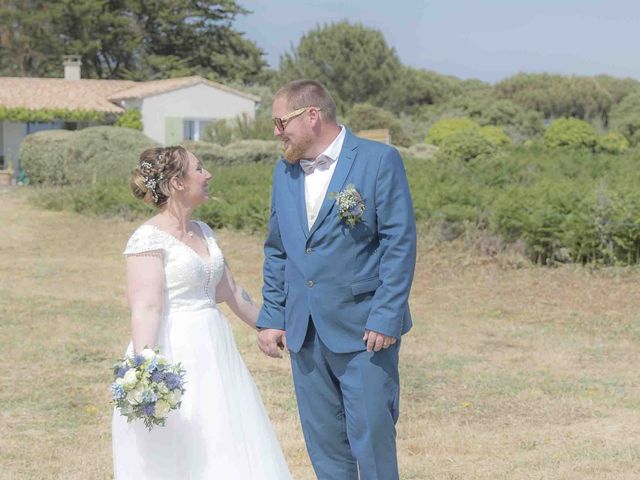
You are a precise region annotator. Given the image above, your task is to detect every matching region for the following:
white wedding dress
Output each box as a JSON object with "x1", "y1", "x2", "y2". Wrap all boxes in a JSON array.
[{"x1": 112, "y1": 221, "x2": 291, "y2": 479}]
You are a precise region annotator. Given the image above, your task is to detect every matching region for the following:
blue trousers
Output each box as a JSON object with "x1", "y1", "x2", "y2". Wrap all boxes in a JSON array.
[{"x1": 290, "y1": 320, "x2": 400, "y2": 480}]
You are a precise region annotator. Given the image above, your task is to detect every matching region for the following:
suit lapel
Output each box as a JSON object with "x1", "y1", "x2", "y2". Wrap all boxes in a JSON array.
[{"x1": 308, "y1": 130, "x2": 358, "y2": 238}]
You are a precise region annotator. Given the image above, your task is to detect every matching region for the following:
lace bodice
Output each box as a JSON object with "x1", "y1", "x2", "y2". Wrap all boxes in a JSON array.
[{"x1": 123, "y1": 221, "x2": 225, "y2": 313}]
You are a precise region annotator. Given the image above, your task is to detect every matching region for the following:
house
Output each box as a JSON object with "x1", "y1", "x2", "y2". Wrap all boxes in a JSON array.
[{"x1": 0, "y1": 56, "x2": 260, "y2": 172}]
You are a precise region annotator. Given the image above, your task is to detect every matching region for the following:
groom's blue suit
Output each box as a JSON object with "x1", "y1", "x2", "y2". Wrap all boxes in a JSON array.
[{"x1": 258, "y1": 129, "x2": 416, "y2": 479}]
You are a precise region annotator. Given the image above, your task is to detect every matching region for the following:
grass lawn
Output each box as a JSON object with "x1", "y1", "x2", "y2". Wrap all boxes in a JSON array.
[{"x1": 1, "y1": 187, "x2": 639, "y2": 479}]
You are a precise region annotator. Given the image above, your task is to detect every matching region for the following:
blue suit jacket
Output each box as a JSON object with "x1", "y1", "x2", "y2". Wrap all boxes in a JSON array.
[{"x1": 257, "y1": 129, "x2": 417, "y2": 353}]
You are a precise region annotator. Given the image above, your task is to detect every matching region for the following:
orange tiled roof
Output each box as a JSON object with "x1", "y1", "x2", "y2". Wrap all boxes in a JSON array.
[
  {"x1": 107, "y1": 76, "x2": 261, "y2": 102},
  {"x1": 0, "y1": 75, "x2": 260, "y2": 113},
  {"x1": 0, "y1": 77, "x2": 134, "y2": 113}
]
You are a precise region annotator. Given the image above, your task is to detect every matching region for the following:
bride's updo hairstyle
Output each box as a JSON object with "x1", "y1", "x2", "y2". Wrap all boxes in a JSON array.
[{"x1": 130, "y1": 146, "x2": 190, "y2": 208}]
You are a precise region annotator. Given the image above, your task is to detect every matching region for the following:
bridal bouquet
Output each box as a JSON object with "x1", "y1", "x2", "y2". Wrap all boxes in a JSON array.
[{"x1": 111, "y1": 347, "x2": 186, "y2": 430}]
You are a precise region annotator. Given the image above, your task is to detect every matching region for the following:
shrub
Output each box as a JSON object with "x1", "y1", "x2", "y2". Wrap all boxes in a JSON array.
[
  {"x1": 63, "y1": 127, "x2": 158, "y2": 184},
  {"x1": 437, "y1": 129, "x2": 497, "y2": 162},
  {"x1": 425, "y1": 117, "x2": 480, "y2": 145},
  {"x1": 396, "y1": 143, "x2": 439, "y2": 161},
  {"x1": 20, "y1": 130, "x2": 74, "y2": 185},
  {"x1": 114, "y1": 109, "x2": 143, "y2": 130},
  {"x1": 20, "y1": 126, "x2": 157, "y2": 185},
  {"x1": 480, "y1": 126, "x2": 511, "y2": 147},
  {"x1": 346, "y1": 103, "x2": 410, "y2": 146},
  {"x1": 207, "y1": 119, "x2": 235, "y2": 146},
  {"x1": 29, "y1": 137, "x2": 640, "y2": 266},
  {"x1": 31, "y1": 181, "x2": 150, "y2": 219},
  {"x1": 609, "y1": 91, "x2": 640, "y2": 146},
  {"x1": 182, "y1": 139, "x2": 282, "y2": 166},
  {"x1": 205, "y1": 113, "x2": 274, "y2": 145},
  {"x1": 597, "y1": 132, "x2": 629, "y2": 154},
  {"x1": 543, "y1": 118, "x2": 598, "y2": 150}
]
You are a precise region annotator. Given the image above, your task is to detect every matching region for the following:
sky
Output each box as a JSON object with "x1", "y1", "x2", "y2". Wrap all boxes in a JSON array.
[{"x1": 234, "y1": 0, "x2": 640, "y2": 83}]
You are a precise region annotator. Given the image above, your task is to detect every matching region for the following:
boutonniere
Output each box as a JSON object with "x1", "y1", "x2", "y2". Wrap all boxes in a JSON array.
[{"x1": 329, "y1": 184, "x2": 365, "y2": 228}]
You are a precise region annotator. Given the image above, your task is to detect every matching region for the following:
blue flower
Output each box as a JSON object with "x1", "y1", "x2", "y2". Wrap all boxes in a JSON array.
[
  {"x1": 133, "y1": 355, "x2": 145, "y2": 367},
  {"x1": 142, "y1": 403, "x2": 155, "y2": 416},
  {"x1": 151, "y1": 371, "x2": 164, "y2": 383},
  {"x1": 148, "y1": 357, "x2": 159, "y2": 372},
  {"x1": 164, "y1": 373, "x2": 182, "y2": 390},
  {"x1": 348, "y1": 205, "x2": 363, "y2": 216},
  {"x1": 111, "y1": 383, "x2": 125, "y2": 400},
  {"x1": 116, "y1": 367, "x2": 128, "y2": 379},
  {"x1": 141, "y1": 390, "x2": 158, "y2": 403}
]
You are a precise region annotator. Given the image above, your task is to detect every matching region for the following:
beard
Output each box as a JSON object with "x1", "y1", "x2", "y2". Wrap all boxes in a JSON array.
[{"x1": 282, "y1": 130, "x2": 314, "y2": 163}]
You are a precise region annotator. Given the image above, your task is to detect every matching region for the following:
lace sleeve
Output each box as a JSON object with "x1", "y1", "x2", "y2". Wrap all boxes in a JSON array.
[{"x1": 123, "y1": 226, "x2": 165, "y2": 257}]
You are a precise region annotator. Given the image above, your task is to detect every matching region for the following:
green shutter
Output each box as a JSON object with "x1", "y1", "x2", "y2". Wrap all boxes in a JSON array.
[{"x1": 165, "y1": 117, "x2": 183, "y2": 145}]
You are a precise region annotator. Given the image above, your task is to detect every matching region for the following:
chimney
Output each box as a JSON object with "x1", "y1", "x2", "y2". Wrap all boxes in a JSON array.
[{"x1": 63, "y1": 55, "x2": 82, "y2": 80}]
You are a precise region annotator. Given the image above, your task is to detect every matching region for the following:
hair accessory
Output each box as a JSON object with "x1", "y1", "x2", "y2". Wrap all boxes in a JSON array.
[{"x1": 140, "y1": 160, "x2": 164, "y2": 204}]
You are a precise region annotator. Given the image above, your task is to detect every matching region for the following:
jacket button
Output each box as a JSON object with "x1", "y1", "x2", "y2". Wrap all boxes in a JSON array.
[
  {"x1": 307, "y1": 280, "x2": 314, "y2": 288},
  {"x1": 305, "y1": 247, "x2": 312, "y2": 254}
]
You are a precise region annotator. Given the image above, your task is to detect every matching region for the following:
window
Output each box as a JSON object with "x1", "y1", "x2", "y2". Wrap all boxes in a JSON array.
[{"x1": 183, "y1": 119, "x2": 213, "y2": 141}]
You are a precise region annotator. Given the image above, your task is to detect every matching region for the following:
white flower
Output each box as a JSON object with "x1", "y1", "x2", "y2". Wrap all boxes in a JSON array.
[
  {"x1": 140, "y1": 348, "x2": 156, "y2": 362},
  {"x1": 131, "y1": 386, "x2": 148, "y2": 405},
  {"x1": 154, "y1": 400, "x2": 171, "y2": 418},
  {"x1": 126, "y1": 390, "x2": 140, "y2": 405},
  {"x1": 167, "y1": 390, "x2": 182, "y2": 407},
  {"x1": 122, "y1": 369, "x2": 138, "y2": 390}
]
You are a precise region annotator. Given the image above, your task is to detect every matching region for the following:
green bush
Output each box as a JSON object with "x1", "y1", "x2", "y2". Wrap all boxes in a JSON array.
[
  {"x1": 114, "y1": 109, "x2": 143, "y2": 130},
  {"x1": 436, "y1": 129, "x2": 497, "y2": 162},
  {"x1": 480, "y1": 126, "x2": 511, "y2": 147},
  {"x1": 426, "y1": 96, "x2": 544, "y2": 142},
  {"x1": 425, "y1": 117, "x2": 479, "y2": 145},
  {"x1": 396, "y1": 143, "x2": 439, "y2": 161},
  {"x1": 182, "y1": 139, "x2": 282, "y2": 165},
  {"x1": 31, "y1": 181, "x2": 150, "y2": 219},
  {"x1": 597, "y1": 132, "x2": 629, "y2": 154},
  {"x1": 345, "y1": 103, "x2": 410, "y2": 146},
  {"x1": 609, "y1": 91, "x2": 640, "y2": 146},
  {"x1": 543, "y1": 118, "x2": 598, "y2": 150},
  {"x1": 20, "y1": 126, "x2": 158, "y2": 185},
  {"x1": 63, "y1": 127, "x2": 158, "y2": 184},
  {"x1": 20, "y1": 130, "x2": 74, "y2": 185},
  {"x1": 29, "y1": 139, "x2": 640, "y2": 266},
  {"x1": 205, "y1": 113, "x2": 274, "y2": 145},
  {"x1": 31, "y1": 162, "x2": 275, "y2": 232}
]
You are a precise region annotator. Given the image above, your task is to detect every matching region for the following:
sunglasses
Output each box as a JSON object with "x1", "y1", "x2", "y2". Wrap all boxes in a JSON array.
[{"x1": 272, "y1": 106, "x2": 321, "y2": 132}]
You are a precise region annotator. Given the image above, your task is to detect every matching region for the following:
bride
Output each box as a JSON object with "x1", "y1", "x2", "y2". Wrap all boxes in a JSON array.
[{"x1": 112, "y1": 146, "x2": 291, "y2": 479}]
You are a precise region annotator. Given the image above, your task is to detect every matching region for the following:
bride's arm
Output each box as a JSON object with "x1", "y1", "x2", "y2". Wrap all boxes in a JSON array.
[
  {"x1": 216, "y1": 262, "x2": 259, "y2": 330},
  {"x1": 126, "y1": 252, "x2": 165, "y2": 352}
]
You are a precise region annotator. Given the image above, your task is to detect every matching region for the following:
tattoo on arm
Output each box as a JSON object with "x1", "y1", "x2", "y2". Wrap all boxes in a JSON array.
[{"x1": 241, "y1": 289, "x2": 254, "y2": 305}]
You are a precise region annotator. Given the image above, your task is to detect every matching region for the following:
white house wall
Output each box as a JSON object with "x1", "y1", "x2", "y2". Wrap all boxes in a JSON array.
[{"x1": 140, "y1": 83, "x2": 257, "y2": 145}]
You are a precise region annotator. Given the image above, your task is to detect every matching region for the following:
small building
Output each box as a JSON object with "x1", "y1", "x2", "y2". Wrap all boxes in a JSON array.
[{"x1": 0, "y1": 56, "x2": 260, "y2": 172}]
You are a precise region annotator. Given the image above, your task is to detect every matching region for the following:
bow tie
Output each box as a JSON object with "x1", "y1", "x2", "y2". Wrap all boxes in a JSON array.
[{"x1": 300, "y1": 155, "x2": 333, "y2": 175}]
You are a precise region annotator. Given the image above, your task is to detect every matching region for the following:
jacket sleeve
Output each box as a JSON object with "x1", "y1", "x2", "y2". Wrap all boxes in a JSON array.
[
  {"x1": 365, "y1": 147, "x2": 417, "y2": 338},
  {"x1": 257, "y1": 165, "x2": 287, "y2": 330}
]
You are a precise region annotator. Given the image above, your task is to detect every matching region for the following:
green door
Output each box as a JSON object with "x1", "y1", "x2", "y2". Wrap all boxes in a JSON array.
[{"x1": 165, "y1": 117, "x2": 183, "y2": 145}]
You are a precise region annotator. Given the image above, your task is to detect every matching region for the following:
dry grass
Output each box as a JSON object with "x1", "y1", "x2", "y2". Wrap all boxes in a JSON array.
[{"x1": 1, "y1": 187, "x2": 639, "y2": 479}]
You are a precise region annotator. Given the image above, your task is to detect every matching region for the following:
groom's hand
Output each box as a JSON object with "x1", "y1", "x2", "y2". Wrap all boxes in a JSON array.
[
  {"x1": 258, "y1": 328, "x2": 287, "y2": 358},
  {"x1": 363, "y1": 329, "x2": 397, "y2": 353}
]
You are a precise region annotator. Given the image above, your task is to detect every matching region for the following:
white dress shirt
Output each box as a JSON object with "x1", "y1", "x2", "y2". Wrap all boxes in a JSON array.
[{"x1": 304, "y1": 126, "x2": 346, "y2": 230}]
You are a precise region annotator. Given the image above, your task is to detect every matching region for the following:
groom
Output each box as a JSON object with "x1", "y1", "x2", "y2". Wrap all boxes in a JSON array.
[{"x1": 257, "y1": 79, "x2": 416, "y2": 479}]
